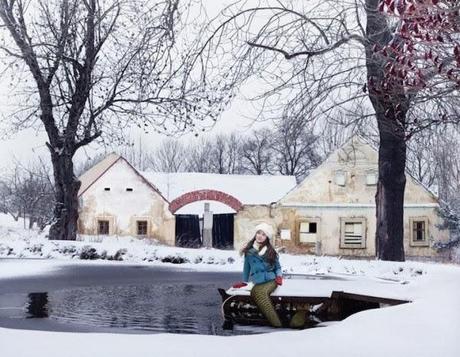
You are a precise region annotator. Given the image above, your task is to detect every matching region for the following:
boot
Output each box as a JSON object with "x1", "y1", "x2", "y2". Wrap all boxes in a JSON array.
[{"x1": 289, "y1": 310, "x2": 307, "y2": 328}]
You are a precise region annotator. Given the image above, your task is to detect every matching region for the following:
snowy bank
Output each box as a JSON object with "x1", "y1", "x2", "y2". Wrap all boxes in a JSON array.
[
  {"x1": 0, "y1": 228, "x2": 438, "y2": 286},
  {"x1": 0, "y1": 259, "x2": 459, "y2": 357},
  {"x1": 1, "y1": 215, "x2": 459, "y2": 357}
]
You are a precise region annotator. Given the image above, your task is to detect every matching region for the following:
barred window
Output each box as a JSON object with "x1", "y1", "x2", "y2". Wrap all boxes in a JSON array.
[
  {"x1": 98, "y1": 220, "x2": 109, "y2": 235},
  {"x1": 340, "y1": 218, "x2": 366, "y2": 249},
  {"x1": 410, "y1": 218, "x2": 429, "y2": 247},
  {"x1": 137, "y1": 221, "x2": 148, "y2": 236},
  {"x1": 299, "y1": 221, "x2": 318, "y2": 244}
]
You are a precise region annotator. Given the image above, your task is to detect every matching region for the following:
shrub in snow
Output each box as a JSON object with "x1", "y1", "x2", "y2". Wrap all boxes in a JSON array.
[
  {"x1": 194, "y1": 256, "x2": 203, "y2": 264},
  {"x1": 79, "y1": 246, "x2": 100, "y2": 260},
  {"x1": 59, "y1": 245, "x2": 77, "y2": 256},
  {"x1": 112, "y1": 248, "x2": 127, "y2": 261},
  {"x1": 99, "y1": 250, "x2": 108, "y2": 260},
  {"x1": 27, "y1": 243, "x2": 43, "y2": 254},
  {"x1": 410, "y1": 268, "x2": 424, "y2": 276},
  {"x1": 434, "y1": 197, "x2": 460, "y2": 262},
  {"x1": 0, "y1": 244, "x2": 13, "y2": 256},
  {"x1": 161, "y1": 255, "x2": 188, "y2": 264},
  {"x1": 227, "y1": 257, "x2": 235, "y2": 264}
]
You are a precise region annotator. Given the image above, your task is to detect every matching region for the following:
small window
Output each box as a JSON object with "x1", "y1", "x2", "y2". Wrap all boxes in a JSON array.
[
  {"x1": 98, "y1": 220, "x2": 109, "y2": 235},
  {"x1": 335, "y1": 170, "x2": 346, "y2": 186},
  {"x1": 413, "y1": 221, "x2": 425, "y2": 241},
  {"x1": 280, "y1": 229, "x2": 291, "y2": 240},
  {"x1": 366, "y1": 171, "x2": 378, "y2": 186},
  {"x1": 299, "y1": 221, "x2": 319, "y2": 244},
  {"x1": 126, "y1": 188, "x2": 133, "y2": 192},
  {"x1": 340, "y1": 218, "x2": 366, "y2": 249},
  {"x1": 137, "y1": 221, "x2": 148, "y2": 236},
  {"x1": 410, "y1": 218, "x2": 429, "y2": 247},
  {"x1": 104, "y1": 187, "x2": 110, "y2": 191}
]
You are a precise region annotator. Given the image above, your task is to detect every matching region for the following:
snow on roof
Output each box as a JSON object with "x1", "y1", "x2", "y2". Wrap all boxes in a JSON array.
[
  {"x1": 78, "y1": 153, "x2": 121, "y2": 196},
  {"x1": 141, "y1": 171, "x2": 297, "y2": 206},
  {"x1": 77, "y1": 153, "x2": 296, "y2": 214}
]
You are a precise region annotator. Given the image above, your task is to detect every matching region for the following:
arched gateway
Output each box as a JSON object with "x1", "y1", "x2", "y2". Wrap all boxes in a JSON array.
[
  {"x1": 170, "y1": 190, "x2": 242, "y2": 250},
  {"x1": 169, "y1": 189, "x2": 243, "y2": 214}
]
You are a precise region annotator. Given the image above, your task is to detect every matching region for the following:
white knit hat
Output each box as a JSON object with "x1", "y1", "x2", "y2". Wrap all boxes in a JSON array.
[{"x1": 254, "y1": 222, "x2": 274, "y2": 240}]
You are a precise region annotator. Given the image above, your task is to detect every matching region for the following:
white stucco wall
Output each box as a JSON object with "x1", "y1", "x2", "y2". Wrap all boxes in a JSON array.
[{"x1": 78, "y1": 159, "x2": 175, "y2": 245}]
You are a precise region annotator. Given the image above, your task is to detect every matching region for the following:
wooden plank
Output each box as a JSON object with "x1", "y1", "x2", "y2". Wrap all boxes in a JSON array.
[{"x1": 331, "y1": 291, "x2": 410, "y2": 305}]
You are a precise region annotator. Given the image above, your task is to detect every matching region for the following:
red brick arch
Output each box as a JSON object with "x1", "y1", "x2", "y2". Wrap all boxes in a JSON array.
[{"x1": 169, "y1": 189, "x2": 243, "y2": 214}]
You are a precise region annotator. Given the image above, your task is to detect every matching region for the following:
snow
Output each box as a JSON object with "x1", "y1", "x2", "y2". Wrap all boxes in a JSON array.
[
  {"x1": 142, "y1": 171, "x2": 297, "y2": 214},
  {"x1": 79, "y1": 154, "x2": 297, "y2": 215},
  {"x1": 280, "y1": 202, "x2": 439, "y2": 208},
  {"x1": 0, "y1": 215, "x2": 459, "y2": 357}
]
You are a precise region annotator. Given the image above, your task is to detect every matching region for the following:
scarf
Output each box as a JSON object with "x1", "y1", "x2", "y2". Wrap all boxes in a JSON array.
[{"x1": 253, "y1": 241, "x2": 267, "y2": 256}]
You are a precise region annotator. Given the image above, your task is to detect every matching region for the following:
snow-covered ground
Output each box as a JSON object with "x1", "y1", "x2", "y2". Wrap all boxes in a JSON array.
[{"x1": 0, "y1": 215, "x2": 459, "y2": 357}]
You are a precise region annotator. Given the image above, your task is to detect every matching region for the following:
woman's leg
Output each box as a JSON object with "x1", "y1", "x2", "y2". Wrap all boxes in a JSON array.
[{"x1": 250, "y1": 280, "x2": 282, "y2": 327}]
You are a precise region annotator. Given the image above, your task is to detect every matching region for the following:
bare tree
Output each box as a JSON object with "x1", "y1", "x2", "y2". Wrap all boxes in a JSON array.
[
  {"x1": 148, "y1": 138, "x2": 187, "y2": 172},
  {"x1": 405, "y1": 125, "x2": 460, "y2": 203},
  {"x1": 0, "y1": 0, "x2": 227, "y2": 240},
  {"x1": 431, "y1": 128, "x2": 460, "y2": 202},
  {"x1": 272, "y1": 116, "x2": 321, "y2": 181},
  {"x1": 0, "y1": 158, "x2": 54, "y2": 230},
  {"x1": 227, "y1": 133, "x2": 246, "y2": 174},
  {"x1": 189, "y1": 0, "x2": 460, "y2": 261},
  {"x1": 240, "y1": 128, "x2": 274, "y2": 175},
  {"x1": 210, "y1": 134, "x2": 229, "y2": 174},
  {"x1": 185, "y1": 138, "x2": 215, "y2": 173},
  {"x1": 406, "y1": 131, "x2": 438, "y2": 190},
  {"x1": 118, "y1": 138, "x2": 152, "y2": 171},
  {"x1": 206, "y1": 133, "x2": 245, "y2": 174}
]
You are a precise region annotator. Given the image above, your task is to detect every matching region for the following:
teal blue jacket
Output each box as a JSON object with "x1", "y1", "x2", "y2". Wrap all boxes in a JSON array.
[{"x1": 243, "y1": 247, "x2": 282, "y2": 285}]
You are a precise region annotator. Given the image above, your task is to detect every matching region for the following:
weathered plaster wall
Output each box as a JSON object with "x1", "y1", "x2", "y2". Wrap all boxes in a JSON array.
[
  {"x1": 78, "y1": 159, "x2": 175, "y2": 245},
  {"x1": 280, "y1": 137, "x2": 437, "y2": 206},
  {"x1": 272, "y1": 205, "x2": 448, "y2": 257},
  {"x1": 257, "y1": 137, "x2": 448, "y2": 258},
  {"x1": 234, "y1": 205, "x2": 276, "y2": 250}
]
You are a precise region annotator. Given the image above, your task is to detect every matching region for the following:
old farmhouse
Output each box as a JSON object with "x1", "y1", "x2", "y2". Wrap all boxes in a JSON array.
[
  {"x1": 77, "y1": 136, "x2": 449, "y2": 259},
  {"x1": 77, "y1": 154, "x2": 297, "y2": 248}
]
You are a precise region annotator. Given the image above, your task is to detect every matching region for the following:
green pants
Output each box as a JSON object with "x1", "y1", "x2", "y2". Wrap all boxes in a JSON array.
[{"x1": 250, "y1": 280, "x2": 282, "y2": 328}]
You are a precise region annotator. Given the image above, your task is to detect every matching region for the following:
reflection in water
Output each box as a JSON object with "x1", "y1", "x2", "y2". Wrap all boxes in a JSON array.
[
  {"x1": 36, "y1": 283, "x2": 246, "y2": 335},
  {"x1": 5, "y1": 278, "x2": 344, "y2": 335},
  {"x1": 27, "y1": 292, "x2": 49, "y2": 318}
]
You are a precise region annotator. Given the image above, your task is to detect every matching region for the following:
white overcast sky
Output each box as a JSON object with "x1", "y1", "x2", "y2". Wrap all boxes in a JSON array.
[{"x1": 0, "y1": 0, "x2": 273, "y2": 170}]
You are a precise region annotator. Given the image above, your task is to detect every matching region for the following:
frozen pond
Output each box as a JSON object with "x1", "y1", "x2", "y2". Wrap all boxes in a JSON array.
[
  {"x1": 0, "y1": 283, "x2": 251, "y2": 335},
  {"x1": 0, "y1": 262, "x2": 249, "y2": 335},
  {"x1": 0, "y1": 261, "x2": 388, "y2": 335}
]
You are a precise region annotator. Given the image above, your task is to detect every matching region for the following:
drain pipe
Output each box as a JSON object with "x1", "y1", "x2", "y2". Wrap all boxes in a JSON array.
[{"x1": 269, "y1": 201, "x2": 277, "y2": 218}]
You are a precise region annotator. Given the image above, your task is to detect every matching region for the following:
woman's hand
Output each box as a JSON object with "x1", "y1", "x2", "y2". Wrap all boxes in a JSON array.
[
  {"x1": 232, "y1": 282, "x2": 248, "y2": 288},
  {"x1": 275, "y1": 276, "x2": 283, "y2": 286}
]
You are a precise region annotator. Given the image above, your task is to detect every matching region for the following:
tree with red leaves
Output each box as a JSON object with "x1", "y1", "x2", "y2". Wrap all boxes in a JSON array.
[
  {"x1": 193, "y1": 0, "x2": 460, "y2": 261},
  {"x1": 376, "y1": 0, "x2": 460, "y2": 137}
]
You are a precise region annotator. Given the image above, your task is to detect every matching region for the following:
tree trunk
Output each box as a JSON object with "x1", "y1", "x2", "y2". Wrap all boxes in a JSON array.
[
  {"x1": 375, "y1": 126, "x2": 406, "y2": 261},
  {"x1": 28, "y1": 217, "x2": 34, "y2": 230},
  {"x1": 366, "y1": 0, "x2": 408, "y2": 261},
  {"x1": 48, "y1": 150, "x2": 80, "y2": 241}
]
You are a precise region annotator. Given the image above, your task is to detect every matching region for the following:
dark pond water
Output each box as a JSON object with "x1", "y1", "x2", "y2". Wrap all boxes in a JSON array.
[
  {"x1": 0, "y1": 262, "x2": 291, "y2": 335},
  {"x1": 0, "y1": 282, "x2": 262, "y2": 336},
  {"x1": 0, "y1": 262, "x2": 352, "y2": 336}
]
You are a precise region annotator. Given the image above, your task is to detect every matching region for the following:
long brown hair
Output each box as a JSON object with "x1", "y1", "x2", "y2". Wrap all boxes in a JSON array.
[{"x1": 240, "y1": 236, "x2": 278, "y2": 266}]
